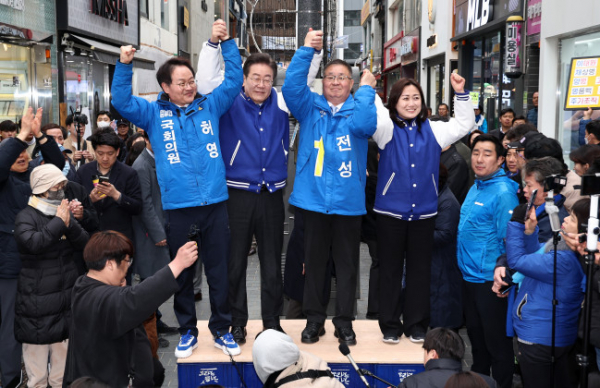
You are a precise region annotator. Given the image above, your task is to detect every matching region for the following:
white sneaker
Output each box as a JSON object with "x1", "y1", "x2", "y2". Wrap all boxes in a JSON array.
[
  {"x1": 214, "y1": 332, "x2": 241, "y2": 356},
  {"x1": 175, "y1": 330, "x2": 198, "y2": 358}
]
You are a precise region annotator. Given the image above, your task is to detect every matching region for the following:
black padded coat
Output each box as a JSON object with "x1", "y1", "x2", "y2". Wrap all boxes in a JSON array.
[{"x1": 14, "y1": 205, "x2": 89, "y2": 344}]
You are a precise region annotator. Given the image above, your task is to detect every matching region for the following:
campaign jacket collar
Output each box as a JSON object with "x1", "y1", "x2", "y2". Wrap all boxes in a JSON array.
[
  {"x1": 475, "y1": 168, "x2": 508, "y2": 187},
  {"x1": 315, "y1": 93, "x2": 355, "y2": 113},
  {"x1": 157, "y1": 91, "x2": 207, "y2": 111}
]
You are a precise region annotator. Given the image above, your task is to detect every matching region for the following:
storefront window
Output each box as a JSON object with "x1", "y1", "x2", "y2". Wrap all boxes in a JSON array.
[
  {"x1": 428, "y1": 61, "x2": 445, "y2": 111},
  {"x1": 0, "y1": 44, "x2": 31, "y2": 123},
  {"x1": 64, "y1": 53, "x2": 92, "y2": 134},
  {"x1": 559, "y1": 31, "x2": 600, "y2": 156},
  {"x1": 468, "y1": 31, "x2": 517, "y2": 130}
]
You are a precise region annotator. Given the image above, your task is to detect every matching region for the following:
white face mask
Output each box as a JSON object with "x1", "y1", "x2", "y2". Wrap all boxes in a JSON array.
[{"x1": 97, "y1": 121, "x2": 111, "y2": 128}]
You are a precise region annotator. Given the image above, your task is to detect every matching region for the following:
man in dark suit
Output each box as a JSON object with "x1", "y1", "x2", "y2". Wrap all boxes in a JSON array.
[
  {"x1": 131, "y1": 137, "x2": 177, "y2": 335},
  {"x1": 75, "y1": 128, "x2": 142, "y2": 247},
  {"x1": 488, "y1": 108, "x2": 515, "y2": 143}
]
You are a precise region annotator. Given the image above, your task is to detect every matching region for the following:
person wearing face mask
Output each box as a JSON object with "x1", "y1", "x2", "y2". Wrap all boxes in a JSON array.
[
  {"x1": 372, "y1": 74, "x2": 474, "y2": 344},
  {"x1": 96, "y1": 110, "x2": 113, "y2": 130},
  {"x1": 14, "y1": 164, "x2": 89, "y2": 388},
  {"x1": 0, "y1": 108, "x2": 65, "y2": 388}
]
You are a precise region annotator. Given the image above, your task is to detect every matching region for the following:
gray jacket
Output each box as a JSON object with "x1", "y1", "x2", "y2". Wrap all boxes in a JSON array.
[{"x1": 132, "y1": 149, "x2": 170, "y2": 279}]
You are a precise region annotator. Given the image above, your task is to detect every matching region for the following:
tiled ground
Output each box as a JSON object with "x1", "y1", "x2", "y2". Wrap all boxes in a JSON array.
[{"x1": 156, "y1": 243, "x2": 473, "y2": 387}]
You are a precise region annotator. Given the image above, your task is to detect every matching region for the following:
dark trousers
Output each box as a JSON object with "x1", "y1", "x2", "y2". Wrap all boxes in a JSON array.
[
  {"x1": 517, "y1": 342, "x2": 572, "y2": 388},
  {"x1": 377, "y1": 215, "x2": 435, "y2": 337},
  {"x1": 0, "y1": 278, "x2": 21, "y2": 388},
  {"x1": 166, "y1": 202, "x2": 231, "y2": 337},
  {"x1": 463, "y1": 280, "x2": 515, "y2": 388},
  {"x1": 303, "y1": 210, "x2": 361, "y2": 328},
  {"x1": 364, "y1": 238, "x2": 379, "y2": 315},
  {"x1": 227, "y1": 188, "x2": 284, "y2": 327}
]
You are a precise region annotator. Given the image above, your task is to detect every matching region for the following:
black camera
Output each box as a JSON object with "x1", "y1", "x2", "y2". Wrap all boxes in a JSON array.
[
  {"x1": 544, "y1": 174, "x2": 567, "y2": 193},
  {"x1": 581, "y1": 173, "x2": 600, "y2": 196}
]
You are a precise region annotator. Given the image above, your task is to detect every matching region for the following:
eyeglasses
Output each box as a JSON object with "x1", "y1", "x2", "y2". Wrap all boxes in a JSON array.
[
  {"x1": 324, "y1": 75, "x2": 351, "y2": 82},
  {"x1": 175, "y1": 80, "x2": 196, "y2": 89},
  {"x1": 123, "y1": 257, "x2": 133, "y2": 267},
  {"x1": 248, "y1": 77, "x2": 273, "y2": 86}
]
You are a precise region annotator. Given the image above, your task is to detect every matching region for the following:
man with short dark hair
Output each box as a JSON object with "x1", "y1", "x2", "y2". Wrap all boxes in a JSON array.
[
  {"x1": 437, "y1": 103, "x2": 449, "y2": 118},
  {"x1": 457, "y1": 134, "x2": 518, "y2": 388},
  {"x1": 95, "y1": 110, "x2": 112, "y2": 130},
  {"x1": 527, "y1": 91, "x2": 538, "y2": 127},
  {"x1": 74, "y1": 128, "x2": 142, "y2": 243},
  {"x1": 195, "y1": 27, "x2": 322, "y2": 344},
  {"x1": 489, "y1": 108, "x2": 515, "y2": 142},
  {"x1": 399, "y1": 328, "x2": 497, "y2": 387},
  {"x1": 282, "y1": 30, "x2": 378, "y2": 345},
  {"x1": 62, "y1": 231, "x2": 198, "y2": 387},
  {"x1": 0, "y1": 120, "x2": 17, "y2": 141},
  {"x1": 111, "y1": 19, "x2": 243, "y2": 358}
]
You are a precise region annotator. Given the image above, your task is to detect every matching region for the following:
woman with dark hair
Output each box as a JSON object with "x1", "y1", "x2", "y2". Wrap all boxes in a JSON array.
[
  {"x1": 502, "y1": 198, "x2": 587, "y2": 387},
  {"x1": 468, "y1": 130, "x2": 484, "y2": 148},
  {"x1": 371, "y1": 74, "x2": 474, "y2": 343},
  {"x1": 569, "y1": 144, "x2": 600, "y2": 176}
]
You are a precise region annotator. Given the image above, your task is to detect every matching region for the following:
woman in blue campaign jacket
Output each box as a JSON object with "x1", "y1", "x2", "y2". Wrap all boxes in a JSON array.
[
  {"x1": 110, "y1": 38, "x2": 242, "y2": 211},
  {"x1": 506, "y1": 199, "x2": 586, "y2": 387},
  {"x1": 371, "y1": 74, "x2": 475, "y2": 342}
]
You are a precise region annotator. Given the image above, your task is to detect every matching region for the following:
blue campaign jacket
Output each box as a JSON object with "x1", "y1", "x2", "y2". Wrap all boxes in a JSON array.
[
  {"x1": 457, "y1": 169, "x2": 519, "y2": 283},
  {"x1": 282, "y1": 47, "x2": 377, "y2": 216},
  {"x1": 220, "y1": 89, "x2": 289, "y2": 193},
  {"x1": 506, "y1": 222, "x2": 585, "y2": 347},
  {"x1": 110, "y1": 39, "x2": 243, "y2": 210}
]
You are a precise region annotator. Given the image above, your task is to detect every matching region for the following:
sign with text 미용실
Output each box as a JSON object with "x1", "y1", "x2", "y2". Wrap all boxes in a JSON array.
[{"x1": 565, "y1": 56, "x2": 600, "y2": 110}]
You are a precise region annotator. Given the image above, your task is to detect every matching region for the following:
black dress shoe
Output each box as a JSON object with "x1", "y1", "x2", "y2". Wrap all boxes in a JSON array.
[
  {"x1": 301, "y1": 322, "x2": 325, "y2": 344},
  {"x1": 156, "y1": 320, "x2": 179, "y2": 335},
  {"x1": 334, "y1": 326, "x2": 357, "y2": 346},
  {"x1": 194, "y1": 291, "x2": 202, "y2": 301},
  {"x1": 264, "y1": 325, "x2": 286, "y2": 334},
  {"x1": 158, "y1": 337, "x2": 170, "y2": 348},
  {"x1": 231, "y1": 326, "x2": 247, "y2": 344}
]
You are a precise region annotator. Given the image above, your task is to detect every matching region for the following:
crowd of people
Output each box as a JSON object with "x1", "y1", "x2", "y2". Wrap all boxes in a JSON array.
[{"x1": 1, "y1": 19, "x2": 600, "y2": 388}]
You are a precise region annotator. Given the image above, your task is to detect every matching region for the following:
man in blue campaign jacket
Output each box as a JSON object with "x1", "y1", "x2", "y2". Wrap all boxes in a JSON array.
[
  {"x1": 282, "y1": 29, "x2": 377, "y2": 345},
  {"x1": 457, "y1": 134, "x2": 518, "y2": 388},
  {"x1": 195, "y1": 35, "x2": 322, "y2": 344},
  {"x1": 110, "y1": 20, "x2": 243, "y2": 358}
]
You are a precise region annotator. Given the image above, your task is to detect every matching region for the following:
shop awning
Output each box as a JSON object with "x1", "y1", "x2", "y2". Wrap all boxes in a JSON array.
[{"x1": 70, "y1": 35, "x2": 155, "y2": 70}]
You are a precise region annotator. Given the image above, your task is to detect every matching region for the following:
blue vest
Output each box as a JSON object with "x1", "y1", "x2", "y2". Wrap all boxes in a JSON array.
[{"x1": 374, "y1": 118, "x2": 441, "y2": 220}]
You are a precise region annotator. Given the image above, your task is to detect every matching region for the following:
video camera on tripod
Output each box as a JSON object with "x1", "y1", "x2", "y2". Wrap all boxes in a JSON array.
[{"x1": 69, "y1": 106, "x2": 88, "y2": 168}]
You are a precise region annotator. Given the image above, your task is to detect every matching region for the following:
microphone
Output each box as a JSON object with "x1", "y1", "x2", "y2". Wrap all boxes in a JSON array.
[{"x1": 339, "y1": 343, "x2": 370, "y2": 388}]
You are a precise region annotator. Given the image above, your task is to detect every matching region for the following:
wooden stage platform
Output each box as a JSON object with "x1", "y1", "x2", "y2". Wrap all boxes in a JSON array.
[{"x1": 177, "y1": 320, "x2": 424, "y2": 387}]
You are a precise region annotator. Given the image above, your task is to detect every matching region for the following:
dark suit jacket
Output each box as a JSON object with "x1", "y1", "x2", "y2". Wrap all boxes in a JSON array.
[
  {"x1": 75, "y1": 159, "x2": 142, "y2": 242},
  {"x1": 131, "y1": 149, "x2": 170, "y2": 279}
]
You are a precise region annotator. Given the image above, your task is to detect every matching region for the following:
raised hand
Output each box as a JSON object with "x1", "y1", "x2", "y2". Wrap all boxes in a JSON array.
[
  {"x1": 17, "y1": 107, "x2": 34, "y2": 142},
  {"x1": 304, "y1": 29, "x2": 323, "y2": 49},
  {"x1": 450, "y1": 72, "x2": 466, "y2": 94},
  {"x1": 31, "y1": 108, "x2": 43, "y2": 139},
  {"x1": 583, "y1": 107, "x2": 593, "y2": 121},
  {"x1": 211, "y1": 19, "x2": 228, "y2": 43},
  {"x1": 360, "y1": 69, "x2": 376, "y2": 88},
  {"x1": 120, "y1": 45, "x2": 136, "y2": 64}
]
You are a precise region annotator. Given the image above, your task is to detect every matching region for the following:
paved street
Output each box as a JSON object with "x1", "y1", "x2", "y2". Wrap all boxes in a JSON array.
[{"x1": 156, "y1": 242, "x2": 473, "y2": 387}]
